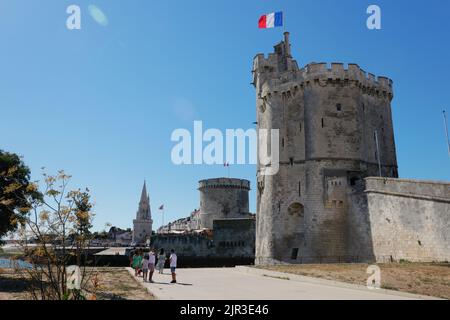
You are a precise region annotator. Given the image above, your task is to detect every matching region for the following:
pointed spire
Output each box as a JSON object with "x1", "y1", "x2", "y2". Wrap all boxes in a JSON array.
[
  {"x1": 136, "y1": 180, "x2": 152, "y2": 220},
  {"x1": 140, "y1": 180, "x2": 148, "y2": 204}
]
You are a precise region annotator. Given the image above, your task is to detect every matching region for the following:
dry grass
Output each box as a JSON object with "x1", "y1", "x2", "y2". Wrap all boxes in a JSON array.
[
  {"x1": 256, "y1": 262, "x2": 450, "y2": 299},
  {"x1": 90, "y1": 267, "x2": 154, "y2": 300},
  {"x1": 0, "y1": 267, "x2": 154, "y2": 300}
]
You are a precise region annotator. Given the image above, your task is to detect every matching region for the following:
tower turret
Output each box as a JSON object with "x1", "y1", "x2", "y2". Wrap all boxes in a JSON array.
[
  {"x1": 254, "y1": 33, "x2": 398, "y2": 265},
  {"x1": 198, "y1": 178, "x2": 251, "y2": 230}
]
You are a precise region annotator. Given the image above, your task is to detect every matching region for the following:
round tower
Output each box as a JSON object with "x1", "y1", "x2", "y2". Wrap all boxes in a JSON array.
[
  {"x1": 198, "y1": 178, "x2": 251, "y2": 229},
  {"x1": 253, "y1": 33, "x2": 398, "y2": 264}
]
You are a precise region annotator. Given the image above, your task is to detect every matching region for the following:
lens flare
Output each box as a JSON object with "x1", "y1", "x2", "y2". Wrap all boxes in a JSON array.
[{"x1": 88, "y1": 4, "x2": 108, "y2": 26}]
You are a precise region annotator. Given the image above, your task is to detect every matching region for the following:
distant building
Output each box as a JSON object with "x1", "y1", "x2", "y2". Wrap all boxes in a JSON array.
[
  {"x1": 157, "y1": 209, "x2": 201, "y2": 234},
  {"x1": 132, "y1": 181, "x2": 153, "y2": 245},
  {"x1": 107, "y1": 227, "x2": 132, "y2": 246}
]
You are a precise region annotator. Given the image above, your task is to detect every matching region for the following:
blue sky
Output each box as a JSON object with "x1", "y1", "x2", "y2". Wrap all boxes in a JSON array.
[{"x1": 1, "y1": 0, "x2": 449, "y2": 232}]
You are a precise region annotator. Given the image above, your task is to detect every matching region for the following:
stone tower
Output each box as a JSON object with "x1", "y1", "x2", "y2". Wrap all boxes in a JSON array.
[
  {"x1": 199, "y1": 178, "x2": 251, "y2": 229},
  {"x1": 132, "y1": 181, "x2": 153, "y2": 245},
  {"x1": 253, "y1": 33, "x2": 398, "y2": 264}
]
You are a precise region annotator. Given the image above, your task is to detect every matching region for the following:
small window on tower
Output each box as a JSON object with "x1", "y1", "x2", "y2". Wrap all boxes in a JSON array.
[
  {"x1": 336, "y1": 103, "x2": 342, "y2": 111},
  {"x1": 321, "y1": 118, "x2": 324, "y2": 128}
]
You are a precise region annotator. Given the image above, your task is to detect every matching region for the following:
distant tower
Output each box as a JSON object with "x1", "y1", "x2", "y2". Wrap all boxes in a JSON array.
[
  {"x1": 253, "y1": 33, "x2": 398, "y2": 264},
  {"x1": 198, "y1": 178, "x2": 251, "y2": 229},
  {"x1": 132, "y1": 181, "x2": 153, "y2": 245}
]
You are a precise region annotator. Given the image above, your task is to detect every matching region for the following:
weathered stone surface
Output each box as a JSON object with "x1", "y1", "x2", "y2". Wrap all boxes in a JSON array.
[
  {"x1": 254, "y1": 33, "x2": 449, "y2": 264},
  {"x1": 199, "y1": 178, "x2": 251, "y2": 229},
  {"x1": 213, "y1": 218, "x2": 255, "y2": 258},
  {"x1": 363, "y1": 178, "x2": 450, "y2": 263}
]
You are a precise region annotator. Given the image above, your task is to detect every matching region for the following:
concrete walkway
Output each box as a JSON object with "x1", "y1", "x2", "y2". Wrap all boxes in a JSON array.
[{"x1": 126, "y1": 267, "x2": 433, "y2": 300}]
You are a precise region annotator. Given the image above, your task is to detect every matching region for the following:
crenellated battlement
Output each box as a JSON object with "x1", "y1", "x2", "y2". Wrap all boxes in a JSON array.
[
  {"x1": 253, "y1": 33, "x2": 393, "y2": 101},
  {"x1": 198, "y1": 178, "x2": 251, "y2": 191},
  {"x1": 255, "y1": 60, "x2": 393, "y2": 101},
  {"x1": 303, "y1": 62, "x2": 393, "y2": 91}
]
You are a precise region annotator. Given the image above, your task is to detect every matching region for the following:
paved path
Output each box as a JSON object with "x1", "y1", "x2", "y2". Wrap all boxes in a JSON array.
[{"x1": 126, "y1": 267, "x2": 428, "y2": 300}]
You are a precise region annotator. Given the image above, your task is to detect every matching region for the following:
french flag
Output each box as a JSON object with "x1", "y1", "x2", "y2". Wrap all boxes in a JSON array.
[{"x1": 258, "y1": 12, "x2": 283, "y2": 29}]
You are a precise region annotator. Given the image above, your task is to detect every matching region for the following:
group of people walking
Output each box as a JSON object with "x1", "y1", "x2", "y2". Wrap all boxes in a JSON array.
[{"x1": 131, "y1": 248, "x2": 177, "y2": 284}]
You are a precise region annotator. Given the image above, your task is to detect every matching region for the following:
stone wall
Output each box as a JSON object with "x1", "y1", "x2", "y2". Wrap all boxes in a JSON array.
[
  {"x1": 364, "y1": 177, "x2": 450, "y2": 263},
  {"x1": 151, "y1": 234, "x2": 213, "y2": 257},
  {"x1": 213, "y1": 218, "x2": 256, "y2": 258},
  {"x1": 151, "y1": 218, "x2": 256, "y2": 260}
]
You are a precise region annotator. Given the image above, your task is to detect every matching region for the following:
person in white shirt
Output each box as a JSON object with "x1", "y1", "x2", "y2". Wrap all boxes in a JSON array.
[
  {"x1": 169, "y1": 249, "x2": 177, "y2": 284},
  {"x1": 148, "y1": 250, "x2": 156, "y2": 283}
]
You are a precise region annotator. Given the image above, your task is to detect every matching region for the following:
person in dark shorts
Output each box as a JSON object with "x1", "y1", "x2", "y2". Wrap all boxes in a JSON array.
[{"x1": 169, "y1": 249, "x2": 177, "y2": 284}]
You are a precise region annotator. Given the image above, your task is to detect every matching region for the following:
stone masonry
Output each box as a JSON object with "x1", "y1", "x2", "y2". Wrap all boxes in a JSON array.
[
  {"x1": 253, "y1": 32, "x2": 449, "y2": 264},
  {"x1": 361, "y1": 178, "x2": 450, "y2": 262},
  {"x1": 199, "y1": 178, "x2": 252, "y2": 229}
]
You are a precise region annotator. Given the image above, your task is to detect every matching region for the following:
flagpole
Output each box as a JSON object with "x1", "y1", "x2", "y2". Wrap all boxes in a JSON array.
[
  {"x1": 443, "y1": 110, "x2": 450, "y2": 158},
  {"x1": 374, "y1": 130, "x2": 382, "y2": 177},
  {"x1": 159, "y1": 205, "x2": 165, "y2": 232}
]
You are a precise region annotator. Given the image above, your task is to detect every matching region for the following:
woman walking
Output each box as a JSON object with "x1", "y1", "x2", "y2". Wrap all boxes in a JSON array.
[
  {"x1": 132, "y1": 250, "x2": 143, "y2": 276},
  {"x1": 157, "y1": 248, "x2": 166, "y2": 274},
  {"x1": 142, "y1": 254, "x2": 150, "y2": 282}
]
